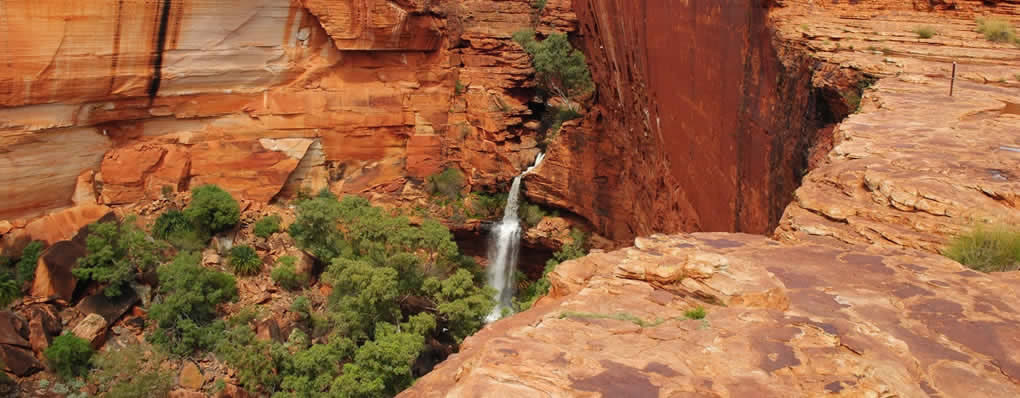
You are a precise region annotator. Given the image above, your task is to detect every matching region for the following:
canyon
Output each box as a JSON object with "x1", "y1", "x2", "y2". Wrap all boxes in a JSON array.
[{"x1": 0, "y1": 0, "x2": 1019, "y2": 397}]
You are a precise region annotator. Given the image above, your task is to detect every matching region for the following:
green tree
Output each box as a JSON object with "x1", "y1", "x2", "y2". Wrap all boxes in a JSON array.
[
  {"x1": 185, "y1": 185, "x2": 240, "y2": 233},
  {"x1": 424, "y1": 269, "x2": 496, "y2": 343},
  {"x1": 16, "y1": 240, "x2": 45, "y2": 284},
  {"x1": 330, "y1": 322, "x2": 429, "y2": 398},
  {"x1": 425, "y1": 168, "x2": 465, "y2": 203},
  {"x1": 148, "y1": 253, "x2": 238, "y2": 355},
  {"x1": 271, "y1": 256, "x2": 308, "y2": 290},
  {"x1": 325, "y1": 258, "x2": 401, "y2": 341},
  {"x1": 216, "y1": 324, "x2": 290, "y2": 394},
  {"x1": 513, "y1": 30, "x2": 593, "y2": 110},
  {"x1": 0, "y1": 272, "x2": 19, "y2": 307},
  {"x1": 254, "y1": 215, "x2": 282, "y2": 239},
  {"x1": 44, "y1": 333, "x2": 94, "y2": 379},
  {"x1": 73, "y1": 219, "x2": 161, "y2": 297},
  {"x1": 289, "y1": 196, "x2": 346, "y2": 261},
  {"x1": 152, "y1": 210, "x2": 191, "y2": 240},
  {"x1": 276, "y1": 339, "x2": 355, "y2": 398}
]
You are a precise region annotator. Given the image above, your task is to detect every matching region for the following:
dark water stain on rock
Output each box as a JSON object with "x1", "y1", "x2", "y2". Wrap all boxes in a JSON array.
[
  {"x1": 891, "y1": 284, "x2": 933, "y2": 299},
  {"x1": 909, "y1": 299, "x2": 964, "y2": 315},
  {"x1": 702, "y1": 238, "x2": 745, "y2": 249},
  {"x1": 899, "y1": 263, "x2": 928, "y2": 272},
  {"x1": 571, "y1": 360, "x2": 659, "y2": 397},
  {"x1": 767, "y1": 267, "x2": 824, "y2": 289},
  {"x1": 824, "y1": 381, "x2": 845, "y2": 393},
  {"x1": 644, "y1": 362, "x2": 679, "y2": 377},
  {"x1": 840, "y1": 253, "x2": 894, "y2": 275}
]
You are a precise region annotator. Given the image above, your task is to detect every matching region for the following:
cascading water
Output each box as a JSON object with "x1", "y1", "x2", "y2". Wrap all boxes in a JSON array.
[{"x1": 485, "y1": 152, "x2": 545, "y2": 322}]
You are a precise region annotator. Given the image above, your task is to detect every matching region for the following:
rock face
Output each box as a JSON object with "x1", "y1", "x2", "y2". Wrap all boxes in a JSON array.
[
  {"x1": 401, "y1": 233, "x2": 1020, "y2": 397},
  {"x1": 0, "y1": 0, "x2": 574, "y2": 228},
  {"x1": 526, "y1": 0, "x2": 843, "y2": 240}
]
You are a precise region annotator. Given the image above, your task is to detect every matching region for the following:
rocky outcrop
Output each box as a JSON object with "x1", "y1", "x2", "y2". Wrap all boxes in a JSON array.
[
  {"x1": 773, "y1": 0, "x2": 1020, "y2": 253},
  {"x1": 402, "y1": 233, "x2": 1020, "y2": 397}
]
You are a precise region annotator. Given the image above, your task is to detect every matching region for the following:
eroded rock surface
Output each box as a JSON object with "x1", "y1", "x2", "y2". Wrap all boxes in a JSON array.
[{"x1": 401, "y1": 233, "x2": 1020, "y2": 397}]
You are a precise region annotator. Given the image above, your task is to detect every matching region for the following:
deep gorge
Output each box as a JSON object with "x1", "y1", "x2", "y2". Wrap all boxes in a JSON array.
[{"x1": 2, "y1": 0, "x2": 1019, "y2": 396}]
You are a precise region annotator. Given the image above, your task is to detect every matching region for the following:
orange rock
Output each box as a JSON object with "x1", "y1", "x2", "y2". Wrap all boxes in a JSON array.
[
  {"x1": 178, "y1": 361, "x2": 204, "y2": 390},
  {"x1": 401, "y1": 234, "x2": 1020, "y2": 397}
]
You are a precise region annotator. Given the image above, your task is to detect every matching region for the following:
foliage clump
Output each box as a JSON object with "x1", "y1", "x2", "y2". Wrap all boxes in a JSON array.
[
  {"x1": 976, "y1": 17, "x2": 1017, "y2": 44},
  {"x1": 254, "y1": 215, "x2": 282, "y2": 239},
  {"x1": 512, "y1": 30, "x2": 593, "y2": 110},
  {"x1": 74, "y1": 218, "x2": 161, "y2": 297},
  {"x1": 229, "y1": 245, "x2": 262, "y2": 276},
  {"x1": 913, "y1": 26, "x2": 937, "y2": 39},
  {"x1": 684, "y1": 306, "x2": 707, "y2": 320},
  {"x1": 152, "y1": 210, "x2": 191, "y2": 240},
  {"x1": 16, "y1": 240, "x2": 44, "y2": 284},
  {"x1": 185, "y1": 185, "x2": 240, "y2": 233},
  {"x1": 90, "y1": 344, "x2": 173, "y2": 398},
  {"x1": 0, "y1": 273, "x2": 19, "y2": 308},
  {"x1": 425, "y1": 168, "x2": 465, "y2": 203},
  {"x1": 943, "y1": 225, "x2": 1020, "y2": 272},
  {"x1": 44, "y1": 334, "x2": 94, "y2": 379},
  {"x1": 271, "y1": 256, "x2": 308, "y2": 290},
  {"x1": 148, "y1": 253, "x2": 238, "y2": 356}
]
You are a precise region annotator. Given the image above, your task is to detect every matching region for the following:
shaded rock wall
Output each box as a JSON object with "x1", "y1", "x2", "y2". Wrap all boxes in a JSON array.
[{"x1": 526, "y1": 0, "x2": 839, "y2": 240}]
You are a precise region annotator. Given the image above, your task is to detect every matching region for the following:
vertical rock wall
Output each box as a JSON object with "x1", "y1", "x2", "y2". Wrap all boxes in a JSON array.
[{"x1": 526, "y1": 0, "x2": 836, "y2": 240}]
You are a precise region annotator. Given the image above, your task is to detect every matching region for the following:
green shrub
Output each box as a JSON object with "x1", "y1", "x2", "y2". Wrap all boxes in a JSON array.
[
  {"x1": 913, "y1": 26, "x2": 936, "y2": 39},
  {"x1": 468, "y1": 192, "x2": 507, "y2": 219},
  {"x1": 977, "y1": 18, "x2": 1017, "y2": 43},
  {"x1": 943, "y1": 225, "x2": 1020, "y2": 272},
  {"x1": 185, "y1": 185, "x2": 240, "y2": 233},
  {"x1": 230, "y1": 245, "x2": 262, "y2": 276},
  {"x1": 74, "y1": 219, "x2": 161, "y2": 297},
  {"x1": 426, "y1": 168, "x2": 465, "y2": 203},
  {"x1": 325, "y1": 258, "x2": 401, "y2": 340},
  {"x1": 90, "y1": 344, "x2": 173, "y2": 398},
  {"x1": 331, "y1": 323, "x2": 429, "y2": 397},
  {"x1": 0, "y1": 272, "x2": 19, "y2": 308},
  {"x1": 518, "y1": 201, "x2": 551, "y2": 228},
  {"x1": 152, "y1": 210, "x2": 191, "y2": 240},
  {"x1": 16, "y1": 240, "x2": 45, "y2": 284},
  {"x1": 254, "y1": 215, "x2": 282, "y2": 239},
  {"x1": 278, "y1": 339, "x2": 354, "y2": 397},
  {"x1": 423, "y1": 269, "x2": 495, "y2": 343},
  {"x1": 531, "y1": 0, "x2": 547, "y2": 10},
  {"x1": 215, "y1": 324, "x2": 289, "y2": 394},
  {"x1": 271, "y1": 256, "x2": 308, "y2": 290},
  {"x1": 454, "y1": 80, "x2": 466, "y2": 96},
  {"x1": 148, "y1": 253, "x2": 238, "y2": 356},
  {"x1": 513, "y1": 30, "x2": 593, "y2": 105},
  {"x1": 684, "y1": 306, "x2": 707, "y2": 320},
  {"x1": 44, "y1": 334, "x2": 94, "y2": 379},
  {"x1": 547, "y1": 105, "x2": 582, "y2": 134}
]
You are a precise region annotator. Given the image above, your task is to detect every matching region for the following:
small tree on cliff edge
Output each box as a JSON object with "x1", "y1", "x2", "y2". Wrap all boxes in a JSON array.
[{"x1": 513, "y1": 30, "x2": 594, "y2": 112}]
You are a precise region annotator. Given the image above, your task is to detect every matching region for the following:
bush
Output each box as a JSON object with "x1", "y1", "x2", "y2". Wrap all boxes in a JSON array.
[
  {"x1": 977, "y1": 18, "x2": 1017, "y2": 43},
  {"x1": 943, "y1": 225, "x2": 1020, "y2": 272},
  {"x1": 518, "y1": 201, "x2": 551, "y2": 228},
  {"x1": 288, "y1": 196, "x2": 346, "y2": 261},
  {"x1": 325, "y1": 258, "x2": 401, "y2": 340},
  {"x1": 513, "y1": 30, "x2": 593, "y2": 105},
  {"x1": 425, "y1": 168, "x2": 465, "y2": 203},
  {"x1": 468, "y1": 192, "x2": 507, "y2": 219},
  {"x1": 331, "y1": 323, "x2": 428, "y2": 397},
  {"x1": 90, "y1": 344, "x2": 173, "y2": 398},
  {"x1": 185, "y1": 185, "x2": 240, "y2": 233},
  {"x1": 913, "y1": 26, "x2": 936, "y2": 39},
  {"x1": 74, "y1": 219, "x2": 161, "y2": 297},
  {"x1": 423, "y1": 269, "x2": 495, "y2": 343},
  {"x1": 685, "y1": 306, "x2": 707, "y2": 320},
  {"x1": 44, "y1": 334, "x2": 94, "y2": 379},
  {"x1": 254, "y1": 215, "x2": 282, "y2": 239},
  {"x1": 546, "y1": 106, "x2": 582, "y2": 134},
  {"x1": 215, "y1": 324, "x2": 289, "y2": 393},
  {"x1": 230, "y1": 245, "x2": 262, "y2": 276},
  {"x1": 0, "y1": 272, "x2": 19, "y2": 308},
  {"x1": 531, "y1": 0, "x2": 547, "y2": 10},
  {"x1": 148, "y1": 253, "x2": 238, "y2": 356},
  {"x1": 152, "y1": 210, "x2": 191, "y2": 240},
  {"x1": 271, "y1": 256, "x2": 308, "y2": 290},
  {"x1": 16, "y1": 240, "x2": 44, "y2": 284}
]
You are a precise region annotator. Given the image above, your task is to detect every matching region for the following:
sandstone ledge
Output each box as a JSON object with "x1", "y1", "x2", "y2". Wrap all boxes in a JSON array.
[{"x1": 401, "y1": 233, "x2": 1020, "y2": 397}]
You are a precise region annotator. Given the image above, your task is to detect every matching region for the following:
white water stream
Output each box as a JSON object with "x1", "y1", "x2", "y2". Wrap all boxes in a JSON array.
[{"x1": 485, "y1": 152, "x2": 545, "y2": 322}]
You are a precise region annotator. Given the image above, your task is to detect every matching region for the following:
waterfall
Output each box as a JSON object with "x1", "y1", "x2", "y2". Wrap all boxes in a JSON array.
[{"x1": 485, "y1": 153, "x2": 545, "y2": 322}]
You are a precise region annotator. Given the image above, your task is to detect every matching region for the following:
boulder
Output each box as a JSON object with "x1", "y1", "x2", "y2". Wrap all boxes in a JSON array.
[
  {"x1": 0, "y1": 312, "x2": 29, "y2": 348},
  {"x1": 24, "y1": 305, "x2": 61, "y2": 354},
  {"x1": 169, "y1": 389, "x2": 206, "y2": 398},
  {"x1": 75, "y1": 289, "x2": 139, "y2": 324},
  {"x1": 30, "y1": 211, "x2": 116, "y2": 301},
  {"x1": 255, "y1": 319, "x2": 282, "y2": 343},
  {"x1": 0, "y1": 344, "x2": 41, "y2": 377},
  {"x1": 70, "y1": 313, "x2": 108, "y2": 348},
  {"x1": 178, "y1": 361, "x2": 204, "y2": 390}
]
